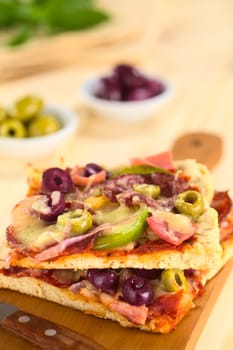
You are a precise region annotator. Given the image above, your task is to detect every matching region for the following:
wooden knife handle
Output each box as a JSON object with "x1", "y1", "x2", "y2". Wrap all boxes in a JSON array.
[
  {"x1": 172, "y1": 132, "x2": 223, "y2": 170},
  {"x1": 2, "y1": 310, "x2": 105, "y2": 350}
]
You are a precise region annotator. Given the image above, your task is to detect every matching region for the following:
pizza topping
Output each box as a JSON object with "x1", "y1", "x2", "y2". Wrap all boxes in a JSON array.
[
  {"x1": 103, "y1": 174, "x2": 144, "y2": 202},
  {"x1": 51, "y1": 269, "x2": 83, "y2": 286},
  {"x1": 10, "y1": 196, "x2": 60, "y2": 250},
  {"x1": 6, "y1": 225, "x2": 20, "y2": 245},
  {"x1": 148, "y1": 289, "x2": 185, "y2": 319},
  {"x1": 112, "y1": 165, "x2": 172, "y2": 177},
  {"x1": 147, "y1": 211, "x2": 197, "y2": 245},
  {"x1": 211, "y1": 191, "x2": 232, "y2": 222},
  {"x1": 42, "y1": 167, "x2": 73, "y2": 193},
  {"x1": 133, "y1": 184, "x2": 161, "y2": 199},
  {"x1": 130, "y1": 151, "x2": 175, "y2": 171},
  {"x1": 133, "y1": 268, "x2": 161, "y2": 280},
  {"x1": 34, "y1": 223, "x2": 112, "y2": 262},
  {"x1": 71, "y1": 165, "x2": 106, "y2": 187},
  {"x1": 93, "y1": 206, "x2": 149, "y2": 250},
  {"x1": 116, "y1": 189, "x2": 158, "y2": 209},
  {"x1": 5, "y1": 152, "x2": 218, "y2": 259},
  {"x1": 87, "y1": 268, "x2": 118, "y2": 294},
  {"x1": 122, "y1": 274, "x2": 154, "y2": 306},
  {"x1": 57, "y1": 209, "x2": 93, "y2": 236},
  {"x1": 69, "y1": 280, "x2": 87, "y2": 293},
  {"x1": 32, "y1": 191, "x2": 65, "y2": 222},
  {"x1": 174, "y1": 190, "x2": 205, "y2": 219},
  {"x1": 161, "y1": 269, "x2": 189, "y2": 292},
  {"x1": 84, "y1": 163, "x2": 106, "y2": 177},
  {"x1": 145, "y1": 172, "x2": 189, "y2": 197},
  {"x1": 109, "y1": 300, "x2": 148, "y2": 325}
]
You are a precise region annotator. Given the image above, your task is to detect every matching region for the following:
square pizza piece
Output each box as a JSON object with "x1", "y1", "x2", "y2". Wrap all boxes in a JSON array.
[{"x1": 3, "y1": 152, "x2": 222, "y2": 271}]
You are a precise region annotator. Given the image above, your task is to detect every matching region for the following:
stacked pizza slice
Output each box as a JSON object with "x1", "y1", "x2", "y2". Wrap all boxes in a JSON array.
[{"x1": 0, "y1": 152, "x2": 232, "y2": 333}]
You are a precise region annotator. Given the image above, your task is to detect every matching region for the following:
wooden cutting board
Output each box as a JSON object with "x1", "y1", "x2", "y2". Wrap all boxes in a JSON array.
[{"x1": 0, "y1": 260, "x2": 232, "y2": 350}]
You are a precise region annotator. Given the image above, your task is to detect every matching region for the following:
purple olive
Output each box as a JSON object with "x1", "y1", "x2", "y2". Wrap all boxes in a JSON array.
[
  {"x1": 87, "y1": 269, "x2": 118, "y2": 294},
  {"x1": 133, "y1": 268, "x2": 161, "y2": 280},
  {"x1": 113, "y1": 64, "x2": 146, "y2": 89},
  {"x1": 94, "y1": 76, "x2": 121, "y2": 101},
  {"x1": 146, "y1": 78, "x2": 165, "y2": 96},
  {"x1": 84, "y1": 163, "x2": 103, "y2": 177},
  {"x1": 42, "y1": 167, "x2": 73, "y2": 193},
  {"x1": 122, "y1": 275, "x2": 154, "y2": 306},
  {"x1": 32, "y1": 191, "x2": 65, "y2": 222},
  {"x1": 124, "y1": 87, "x2": 153, "y2": 101}
]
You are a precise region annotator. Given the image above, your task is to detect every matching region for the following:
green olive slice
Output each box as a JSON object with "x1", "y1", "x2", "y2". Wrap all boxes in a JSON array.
[
  {"x1": 133, "y1": 184, "x2": 161, "y2": 198},
  {"x1": 57, "y1": 209, "x2": 93, "y2": 236},
  {"x1": 174, "y1": 190, "x2": 204, "y2": 219},
  {"x1": 161, "y1": 269, "x2": 189, "y2": 292}
]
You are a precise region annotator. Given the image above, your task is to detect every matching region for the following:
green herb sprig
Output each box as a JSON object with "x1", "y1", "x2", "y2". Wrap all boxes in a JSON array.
[{"x1": 0, "y1": 0, "x2": 110, "y2": 46}]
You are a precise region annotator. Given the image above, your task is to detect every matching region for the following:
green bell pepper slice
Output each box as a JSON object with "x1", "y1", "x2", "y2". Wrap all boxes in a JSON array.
[
  {"x1": 94, "y1": 207, "x2": 149, "y2": 250},
  {"x1": 111, "y1": 165, "x2": 172, "y2": 177}
]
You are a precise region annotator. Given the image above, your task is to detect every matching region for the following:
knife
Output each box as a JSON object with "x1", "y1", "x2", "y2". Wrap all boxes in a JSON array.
[{"x1": 0, "y1": 302, "x2": 105, "y2": 350}]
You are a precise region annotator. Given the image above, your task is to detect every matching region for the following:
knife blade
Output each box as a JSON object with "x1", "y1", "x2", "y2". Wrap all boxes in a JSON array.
[{"x1": 0, "y1": 302, "x2": 105, "y2": 350}]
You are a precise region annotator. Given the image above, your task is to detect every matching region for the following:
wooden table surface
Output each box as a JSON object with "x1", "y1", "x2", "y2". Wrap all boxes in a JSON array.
[{"x1": 0, "y1": 1, "x2": 233, "y2": 349}]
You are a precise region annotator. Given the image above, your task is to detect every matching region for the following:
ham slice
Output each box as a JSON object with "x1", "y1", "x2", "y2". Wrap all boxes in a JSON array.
[
  {"x1": 100, "y1": 293, "x2": 148, "y2": 325},
  {"x1": 71, "y1": 166, "x2": 106, "y2": 187},
  {"x1": 109, "y1": 300, "x2": 148, "y2": 325},
  {"x1": 130, "y1": 151, "x2": 174, "y2": 171},
  {"x1": 147, "y1": 215, "x2": 196, "y2": 246}
]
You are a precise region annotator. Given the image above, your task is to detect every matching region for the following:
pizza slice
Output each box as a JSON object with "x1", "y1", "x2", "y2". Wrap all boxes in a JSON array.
[
  {"x1": 3, "y1": 152, "x2": 222, "y2": 271},
  {"x1": 0, "y1": 198, "x2": 232, "y2": 334}
]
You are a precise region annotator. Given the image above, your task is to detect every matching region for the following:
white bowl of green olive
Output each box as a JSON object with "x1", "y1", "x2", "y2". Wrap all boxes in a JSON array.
[{"x1": 0, "y1": 95, "x2": 78, "y2": 158}]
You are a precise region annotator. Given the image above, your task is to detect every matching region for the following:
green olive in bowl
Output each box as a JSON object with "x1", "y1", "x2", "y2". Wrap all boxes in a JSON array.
[
  {"x1": 0, "y1": 106, "x2": 8, "y2": 123},
  {"x1": 0, "y1": 119, "x2": 27, "y2": 138},
  {"x1": 13, "y1": 95, "x2": 44, "y2": 122},
  {"x1": 28, "y1": 114, "x2": 61, "y2": 137},
  {"x1": 0, "y1": 102, "x2": 78, "y2": 158}
]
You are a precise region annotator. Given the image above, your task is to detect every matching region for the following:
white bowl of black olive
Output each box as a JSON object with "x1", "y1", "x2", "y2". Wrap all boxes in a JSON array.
[
  {"x1": 80, "y1": 63, "x2": 173, "y2": 123},
  {"x1": 0, "y1": 95, "x2": 78, "y2": 158}
]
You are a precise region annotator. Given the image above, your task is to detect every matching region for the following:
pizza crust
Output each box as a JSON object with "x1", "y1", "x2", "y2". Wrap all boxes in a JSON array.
[
  {"x1": 201, "y1": 232, "x2": 233, "y2": 283},
  {"x1": 0, "y1": 274, "x2": 193, "y2": 334}
]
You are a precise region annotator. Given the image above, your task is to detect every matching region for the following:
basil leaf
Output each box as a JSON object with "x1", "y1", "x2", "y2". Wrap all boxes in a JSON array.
[
  {"x1": 46, "y1": 1, "x2": 109, "y2": 32},
  {"x1": 0, "y1": 0, "x2": 110, "y2": 46}
]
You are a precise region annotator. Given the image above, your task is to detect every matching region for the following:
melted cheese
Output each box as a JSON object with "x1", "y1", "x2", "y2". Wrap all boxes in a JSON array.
[{"x1": 12, "y1": 196, "x2": 65, "y2": 250}]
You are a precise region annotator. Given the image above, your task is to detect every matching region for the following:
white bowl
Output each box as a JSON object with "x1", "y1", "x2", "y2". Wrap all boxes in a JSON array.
[
  {"x1": 0, "y1": 104, "x2": 78, "y2": 158},
  {"x1": 80, "y1": 75, "x2": 173, "y2": 123}
]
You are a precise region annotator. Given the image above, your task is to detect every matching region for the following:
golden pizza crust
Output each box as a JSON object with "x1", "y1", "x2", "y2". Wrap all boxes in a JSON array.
[
  {"x1": 0, "y1": 274, "x2": 194, "y2": 334},
  {"x1": 201, "y1": 232, "x2": 233, "y2": 283}
]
